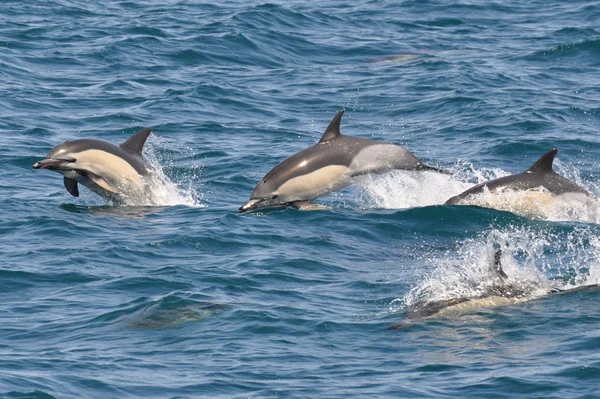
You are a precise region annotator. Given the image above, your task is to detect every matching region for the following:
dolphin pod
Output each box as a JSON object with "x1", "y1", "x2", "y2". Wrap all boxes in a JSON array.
[
  {"x1": 32, "y1": 112, "x2": 598, "y2": 329},
  {"x1": 32, "y1": 112, "x2": 594, "y2": 213}
]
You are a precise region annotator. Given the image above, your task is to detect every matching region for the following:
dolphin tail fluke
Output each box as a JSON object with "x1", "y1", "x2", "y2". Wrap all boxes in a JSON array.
[{"x1": 417, "y1": 164, "x2": 453, "y2": 175}]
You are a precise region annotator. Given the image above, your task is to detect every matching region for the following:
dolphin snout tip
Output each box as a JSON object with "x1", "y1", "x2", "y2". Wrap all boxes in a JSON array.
[
  {"x1": 32, "y1": 157, "x2": 76, "y2": 170},
  {"x1": 238, "y1": 199, "x2": 262, "y2": 213},
  {"x1": 32, "y1": 159, "x2": 52, "y2": 169},
  {"x1": 33, "y1": 159, "x2": 55, "y2": 169},
  {"x1": 238, "y1": 203, "x2": 253, "y2": 213}
]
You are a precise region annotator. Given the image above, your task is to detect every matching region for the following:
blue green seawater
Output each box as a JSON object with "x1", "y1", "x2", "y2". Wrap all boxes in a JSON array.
[{"x1": 2, "y1": 1, "x2": 600, "y2": 398}]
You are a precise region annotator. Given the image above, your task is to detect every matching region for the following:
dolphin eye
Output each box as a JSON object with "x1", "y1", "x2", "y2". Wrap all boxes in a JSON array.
[
  {"x1": 271, "y1": 194, "x2": 279, "y2": 199},
  {"x1": 263, "y1": 180, "x2": 267, "y2": 183}
]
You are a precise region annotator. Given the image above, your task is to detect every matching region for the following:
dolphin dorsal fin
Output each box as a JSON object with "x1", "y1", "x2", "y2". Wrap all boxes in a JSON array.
[
  {"x1": 318, "y1": 110, "x2": 344, "y2": 144},
  {"x1": 493, "y1": 249, "x2": 508, "y2": 279},
  {"x1": 120, "y1": 128, "x2": 152, "y2": 155},
  {"x1": 527, "y1": 148, "x2": 558, "y2": 173}
]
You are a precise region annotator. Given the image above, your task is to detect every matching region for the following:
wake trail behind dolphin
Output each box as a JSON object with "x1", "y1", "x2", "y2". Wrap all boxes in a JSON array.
[
  {"x1": 132, "y1": 137, "x2": 205, "y2": 207},
  {"x1": 355, "y1": 160, "x2": 600, "y2": 223}
]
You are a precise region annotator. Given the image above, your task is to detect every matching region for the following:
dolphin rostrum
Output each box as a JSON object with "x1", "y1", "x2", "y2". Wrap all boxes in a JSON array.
[
  {"x1": 33, "y1": 128, "x2": 153, "y2": 201},
  {"x1": 445, "y1": 149, "x2": 594, "y2": 209},
  {"x1": 239, "y1": 110, "x2": 447, "y2": 213}
]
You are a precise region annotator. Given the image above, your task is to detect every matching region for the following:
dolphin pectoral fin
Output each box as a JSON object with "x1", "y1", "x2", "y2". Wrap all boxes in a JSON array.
[
  {"x1": 120, "y1": 128, "x2": 152, "y2": 155},
  {"x1": 63, "y1": 177, "x2": 79, "y2": 197},
  {"x1": 88, "y1": 174, "x2": 119, "y2": 194}
]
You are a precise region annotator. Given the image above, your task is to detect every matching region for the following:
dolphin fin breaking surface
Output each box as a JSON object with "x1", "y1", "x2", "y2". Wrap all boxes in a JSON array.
[
  {"x1": 391, "y1": 247, "x2": 600, "y2": 330},
  {"x1": 493, "y1": 249, "x2": 508, "y2": 279},
  {"x1": 527, "y1": 148, "x2": 558, "y2": 173}
]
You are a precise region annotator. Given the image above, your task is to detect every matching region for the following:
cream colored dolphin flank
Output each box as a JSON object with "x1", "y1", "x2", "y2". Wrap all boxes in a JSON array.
[
  {"x1": 33, "y1": 128, "x2": 152, "y2": 201},
  {"x1": 239, "y1": 110, "x2": 449, "y2": 213}
]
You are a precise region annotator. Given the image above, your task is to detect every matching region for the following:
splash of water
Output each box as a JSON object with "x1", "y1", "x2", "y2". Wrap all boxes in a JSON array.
[
  {"x1": 356, "y1": 160, "x2": 600, "y2": 223},
  {"x1": 355, "y1": 161, "x2": 509, "y2": 209},
  {"x1": 394, "y1": 225, "x2": 600, "y2": 316},
  {"x1": 111, "y1": 135, "x2": 205, "y2": 207}
]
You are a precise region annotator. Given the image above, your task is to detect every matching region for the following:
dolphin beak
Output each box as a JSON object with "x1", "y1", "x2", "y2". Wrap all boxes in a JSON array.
[
  {"x1": 238, "y1": 198, "x2": 266, "y2": 213},
  {"x1": 33, "y1": 157, "x2": 76, "y2": 170}
]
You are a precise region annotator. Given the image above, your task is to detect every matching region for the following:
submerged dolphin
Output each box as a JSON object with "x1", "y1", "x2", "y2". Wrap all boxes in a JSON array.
[
  {"x1": 239, "y1": 110, "x2": 447, "y2": 213},
  {"x1": 391, "y1": 249, "x2": 600, "y2": 330},
  {"x1": 445, "y1": 149, "x2": 593, "y2": 209},
  {"x1": 33, "y1": 128, "x2": 152, "y2": 200}
]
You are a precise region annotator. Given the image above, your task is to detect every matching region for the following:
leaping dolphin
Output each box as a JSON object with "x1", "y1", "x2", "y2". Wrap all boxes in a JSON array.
[
  {"x1": 239, "y1": 110, "x2": 448, "y2": 213},
  {"x1": 445, "y1": 149, "x2": 594, "y2": 210},
  {"x1": 33, "y1": 128, "x2": 153, "y2": 201}
]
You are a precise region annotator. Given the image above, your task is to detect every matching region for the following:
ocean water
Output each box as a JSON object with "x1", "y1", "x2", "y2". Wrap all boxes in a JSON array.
[{"x1": 2, "y1": 0, "x2": 600, "y2": 398}]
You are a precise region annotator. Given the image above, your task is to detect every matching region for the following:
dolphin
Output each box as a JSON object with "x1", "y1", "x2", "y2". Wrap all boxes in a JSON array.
[
  {"x1": 239, "y1": 110, "x2": 447, "y2": 213},
  {"x1": 391, "y1": 249, "x2": 600, "y2": 330},
  {"x1": 445, "y1": 149, "x2": 594, "y2": 209},
  {"x1": 33, "y1": 128, "x2": 152, "y2": 201}
]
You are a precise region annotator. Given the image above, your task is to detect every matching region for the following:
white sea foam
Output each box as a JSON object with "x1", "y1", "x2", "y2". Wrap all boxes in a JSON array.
[
  {"x1": 356, "y1": 160, "x2": 600, "y2": 223},
  {"x1": 112, "y1": 135, "x2": 205, "y2": 207},
  {"x1": 355, "y1": 161, "x2": 509, "y2": 209}
]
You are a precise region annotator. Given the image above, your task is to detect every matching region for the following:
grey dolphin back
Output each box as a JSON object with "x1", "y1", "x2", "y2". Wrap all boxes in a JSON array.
[
  {"x1": 58, "y1": 132, "x2": 151, "y2": 176},
  {"x1": 319, "y1": 109, "x2": 448, "y2": 174}
]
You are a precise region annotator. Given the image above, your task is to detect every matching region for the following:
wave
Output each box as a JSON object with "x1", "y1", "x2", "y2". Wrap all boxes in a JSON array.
[{"x1": 523, "y1": 39, "x2": 600, "y2": 62}]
